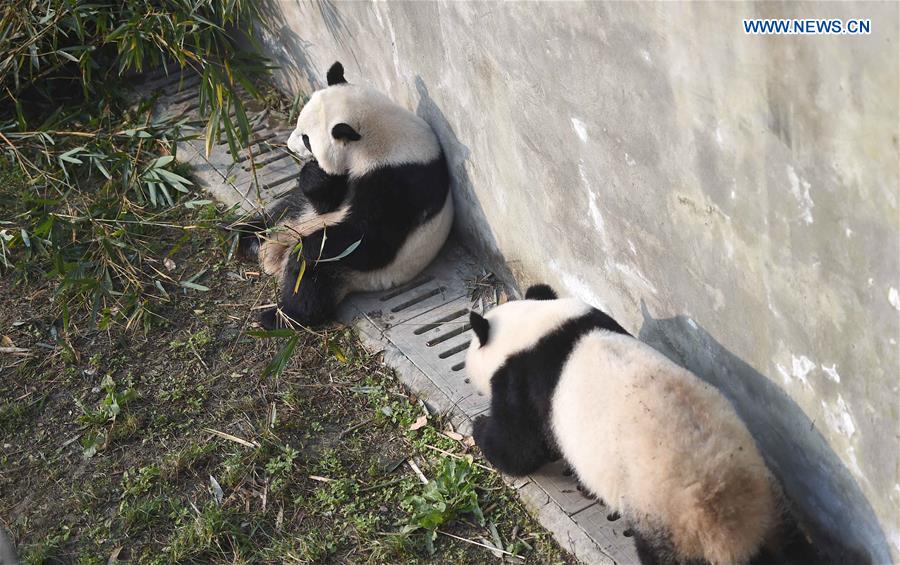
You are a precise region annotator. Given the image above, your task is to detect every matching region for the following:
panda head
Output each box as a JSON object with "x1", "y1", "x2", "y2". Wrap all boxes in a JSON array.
[
  {"x1": 465, "y1": 284, "x2": 593, "y2": 396},
  {"x1": 287, "y1": 62, "x2": 440, "y2": 178}
]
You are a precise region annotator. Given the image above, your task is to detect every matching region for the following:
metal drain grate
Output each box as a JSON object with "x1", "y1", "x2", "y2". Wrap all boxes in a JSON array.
[{"x1": 142, "y1": 69, "x2": 641, "y2": 564}]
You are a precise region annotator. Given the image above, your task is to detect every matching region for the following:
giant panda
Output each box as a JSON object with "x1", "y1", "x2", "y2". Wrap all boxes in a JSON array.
[
  {"x1": 465, "y1": 284, "x2": 789, "y2": 565},
  {"x1": 235, "y1": 62, "x2": 453, "y2": 328}
]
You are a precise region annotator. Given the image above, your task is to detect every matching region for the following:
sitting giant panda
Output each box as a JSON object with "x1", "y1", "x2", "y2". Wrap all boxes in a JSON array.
[
  {"x1": 466, "y1": 284, "x2": 787, "y2": 565},
  {"x1": 236, "y1": 62, "x2": 453, "y2": 328}
]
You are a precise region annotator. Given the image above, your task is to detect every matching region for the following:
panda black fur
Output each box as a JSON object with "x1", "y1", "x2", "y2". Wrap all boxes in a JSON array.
[
  {"x1": 236, "y1": 62, "x2": 453, "y2": 328},
  {"x1": 466, "y1": 285, "x2": 783, "y2": 565}
]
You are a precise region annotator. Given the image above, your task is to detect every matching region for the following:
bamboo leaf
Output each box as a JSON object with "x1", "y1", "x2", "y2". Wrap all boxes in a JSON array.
[
  {"x1": 179, "y1": 281, "x2": 210, "y2": 292},
  {"x1": 316, "y1": 238, "x2": 362, "y2": 264},
  {"x1": 262, "y1": 333, "x2": 299, "y2": 379},
  {"x1": 155, "y1": 167, "x2": 193, "y2": 188},
  {"x1": 56, "y1": 50, "x2": 81, "y2": 63},
  {"x1": 152, "y1": 155, "x2": 175, "y2": 168},
  {"x1": 93, "y1": 158, "x2": 111, "y2": 179},
  {"x1": 292, "y1": 257, "x2": 306, "y2": 294}
]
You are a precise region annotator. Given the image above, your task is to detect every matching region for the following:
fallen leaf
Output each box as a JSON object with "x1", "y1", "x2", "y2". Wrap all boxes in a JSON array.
[
  {"x1": 209, "y1": 475, "x2": 224, "y2": 506},
  {"x1": 463, "y1": 436, "x2": 476, "y2": 447},
  {"x1": 1, "y1": 335, "x2": 13, "y2": 347},
  {"x1": 443, "y1": 431, "x2": 464, "y2": 441},
  {"x1": 409, "y1": 415, "x2": 428, "y2": 431},
  {"x1": 107, "y1": 546, "x2": 122, "y2": 564},
  {"x1": 163, "y1": 257, "x2": 176, "y2": 271}
]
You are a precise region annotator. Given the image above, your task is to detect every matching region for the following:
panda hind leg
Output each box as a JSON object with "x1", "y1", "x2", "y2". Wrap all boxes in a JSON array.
[
  {"x1": 259, "y1": 260, "x2": 340, "y2": 329},
  {"x1": 560, "y1": 463, "x2": 600, "y2": 501},
  {"x1": 232, "y1": 218, "x2": 267, "y2": 263},
  {"x1": 632, "y1": 529, "x2": 709, "y2": 565}
]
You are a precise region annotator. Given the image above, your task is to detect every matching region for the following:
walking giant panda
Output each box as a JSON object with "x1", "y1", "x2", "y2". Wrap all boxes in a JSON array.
[
  {"x1": 465, "y1": 284, "x2": 789, "y2": 565},
  {"x1": 236, "y1": 62, "x2": 453, "y2": 328}
]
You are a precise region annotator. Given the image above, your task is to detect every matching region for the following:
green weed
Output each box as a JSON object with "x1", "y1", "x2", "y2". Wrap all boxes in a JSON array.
[
  {"x1": 169, "y1": 327, "x2": 213, "y2": 350},
  {"x1": 77, "y1": 375, "x2": 137, "y2": 426},
  {"x1": 265, "y1": 444, "x2": 298, "y2": 493},
  {"x1": 402, "y1": 456, "x2": 486, "y2": 554},
  {"x1": 121, "y1": 465, "x2": 162, "y2": 499}
]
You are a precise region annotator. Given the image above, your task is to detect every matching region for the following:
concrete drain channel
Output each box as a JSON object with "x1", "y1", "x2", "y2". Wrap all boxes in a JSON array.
[{"x1": 148, "y1": 69, "x2": 640, "y2": 564}]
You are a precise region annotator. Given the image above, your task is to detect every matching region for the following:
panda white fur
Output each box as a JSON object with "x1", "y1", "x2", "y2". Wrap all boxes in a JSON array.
[
  {"x1": 236, "y1": 62, "x2": 453, "y2": 328},
  {"x1": 466, "y1": 284, "x2": 783, "y2": 565}
]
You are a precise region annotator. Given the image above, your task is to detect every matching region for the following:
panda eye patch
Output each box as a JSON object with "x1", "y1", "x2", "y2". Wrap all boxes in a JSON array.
[{"x1": 302, "y1": 134, "x2": 311, "y2": 152}]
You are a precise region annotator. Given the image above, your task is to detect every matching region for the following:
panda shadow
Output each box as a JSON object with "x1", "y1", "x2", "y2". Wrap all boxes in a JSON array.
[
  {"x1": 412, "y1": 76, "x2": 517, "y2": 287},
  {"x1": 635, "y1": 300, "x2": 889, "y2": 565}
]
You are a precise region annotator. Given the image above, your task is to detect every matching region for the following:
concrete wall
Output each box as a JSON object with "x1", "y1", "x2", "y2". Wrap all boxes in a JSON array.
[{"x1": 256, "y1": 2, "x2": 899, "y2": 561}]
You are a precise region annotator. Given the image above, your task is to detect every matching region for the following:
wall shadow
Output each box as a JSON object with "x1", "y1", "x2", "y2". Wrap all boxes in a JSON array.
[
  {"x1": 637, "y1": 301, "x2": 890, "y2": 564},
  {"x1": 256, "y1": 1, "x2": 317, "y2": 90},
  {"x1": 257, "y1": 0, "x2": 359, "y2": 90},
  {"x1": 313, "y1": 0, "x2": 360, "y2": 71},
  {"x1": 413, "y1": 76, "x2": 518, "y2": 287}
]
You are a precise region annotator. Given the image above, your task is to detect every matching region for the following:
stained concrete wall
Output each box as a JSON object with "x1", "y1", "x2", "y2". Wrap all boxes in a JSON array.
[{"x1": 255, "y1": 2, "x2": 899, "y2": 561}]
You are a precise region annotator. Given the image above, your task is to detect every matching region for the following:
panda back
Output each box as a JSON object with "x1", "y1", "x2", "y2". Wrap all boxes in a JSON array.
[
  {"x1": 551, "y1": 330, "x2": 778, "y2": 563},
  {"x1": 343, "y1": 86, "x2": 443, "y2": 176}
]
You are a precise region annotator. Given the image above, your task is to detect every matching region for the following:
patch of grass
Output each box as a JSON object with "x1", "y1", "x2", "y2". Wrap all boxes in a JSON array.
[
  {"x1": 21, "y1": 528, "x2": 70, "y2": 565},
  {"x1": 162, "y1": 442, "x2": 217, "y2": 480},
  {"x1": 121, "y1": 465, "x2": 162, "y2": 498},
  {"x1": 169, "y1": 326, "x2": 213, "y2": 350},
  {"x1": 0, "y1": 393, "x2": 46, "y2": 436},
  {"x1": 158, "y1": 373, "x2": 208, "y2": 412},
  {"x1": 2, "y1": 283, "x2": 576, "y2": 563},
  {"x1": 161, "y1": 502, "x2": 248, "y2": 564}
]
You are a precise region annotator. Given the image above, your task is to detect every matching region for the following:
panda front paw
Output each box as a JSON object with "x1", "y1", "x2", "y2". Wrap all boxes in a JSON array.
[
  {"x1": 472, "y1": 415, "x2": 490, "y2": 446},
  {"x1": 298, "y1": 160, "x2": 328, "y2": 193}
]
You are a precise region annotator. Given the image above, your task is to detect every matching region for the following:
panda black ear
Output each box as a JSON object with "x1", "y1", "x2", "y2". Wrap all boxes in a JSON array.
[
  {"x1": 327, "y1": 62, "x2": 346, "y2": 86},
  {"x1": 525, "y1": 284, "x2": 557, "y2": 301},
  {"x1": 469, "y1": 312, "x2": 489, "y2": 347},
  {"x1": 331, "y1": 123, "x2": 361, "y2": 142}
]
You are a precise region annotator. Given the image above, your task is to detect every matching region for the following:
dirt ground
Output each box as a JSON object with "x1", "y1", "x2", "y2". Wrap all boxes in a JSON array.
[{"x1": 0, "y1": 211, "x2": 574, "y2": 564}]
